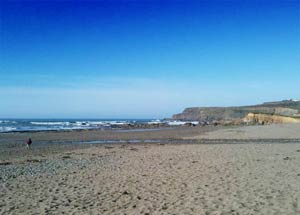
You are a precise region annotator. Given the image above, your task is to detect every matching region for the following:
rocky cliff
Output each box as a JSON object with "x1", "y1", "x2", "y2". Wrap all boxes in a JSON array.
[{"x1": 172, "y1": 100, "x2": 300, "y2": 124}]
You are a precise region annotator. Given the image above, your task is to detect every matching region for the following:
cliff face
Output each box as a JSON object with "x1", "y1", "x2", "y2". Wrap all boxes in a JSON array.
[{"x1": 172, "y1": 100, "x2": 300, "y2": 123}]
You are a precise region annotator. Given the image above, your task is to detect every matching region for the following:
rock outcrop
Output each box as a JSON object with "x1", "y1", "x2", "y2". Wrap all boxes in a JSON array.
[{"x1": 172, "y1": 99, "x2": 300, "y2": 124}]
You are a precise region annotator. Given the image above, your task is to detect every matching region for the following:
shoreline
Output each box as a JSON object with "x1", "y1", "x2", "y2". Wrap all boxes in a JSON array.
[
  {"x1": 0, "y1": 125, "x2": 220, "y2": 144},
  {"x1": 0, "y1": 125, "x2": 178, "y2": 133},
  {"x1": 2, "y1": 124, "x2": 300, "y2": 162}
]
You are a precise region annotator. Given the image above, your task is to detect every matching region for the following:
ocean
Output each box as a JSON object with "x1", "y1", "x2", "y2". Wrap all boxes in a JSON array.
[
  {"x1": 0, "y1": 119, "x2": 196, "y2": 133},
  {"x1": 0, "y1": 119, "x2": 155, "y2": 133}
]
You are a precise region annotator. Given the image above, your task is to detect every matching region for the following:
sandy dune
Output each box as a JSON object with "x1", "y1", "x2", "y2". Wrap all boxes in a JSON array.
[{"x1": 1, "y1": 143, "x2": 300, "y2": 214}]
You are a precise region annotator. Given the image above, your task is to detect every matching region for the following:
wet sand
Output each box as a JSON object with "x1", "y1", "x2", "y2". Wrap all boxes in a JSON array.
[
  {"x1": 0, "y1": 125, "x2": 218, "y2": 143},
  {"x1": 1, "y1": 125, "x2": 300, "y2": 214},
  {"x1": 0, "y1": 125, "x2": 217, "y2": 161}
]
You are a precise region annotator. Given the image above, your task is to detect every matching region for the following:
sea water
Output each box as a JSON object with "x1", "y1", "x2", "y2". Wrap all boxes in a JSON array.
[{"x1": 0, "y1": 119, "x2": 197, "y2": 133}]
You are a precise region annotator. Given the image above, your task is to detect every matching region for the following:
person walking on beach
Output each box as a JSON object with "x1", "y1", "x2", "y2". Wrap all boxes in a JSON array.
[{"x1": 26, "y1": 138, "x2": 32, "y2": 149}]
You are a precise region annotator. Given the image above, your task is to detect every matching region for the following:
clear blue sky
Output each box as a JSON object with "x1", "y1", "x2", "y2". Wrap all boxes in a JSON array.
[{"x1": 0, "y1": 0, "x2": 299, "y2": 118}]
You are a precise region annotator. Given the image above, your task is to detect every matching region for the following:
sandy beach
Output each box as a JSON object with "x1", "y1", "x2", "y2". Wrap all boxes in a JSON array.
[
  {"x1": 1, "y1": 125, "x2": 300, "y2": 214},
  {"x1": 190, "y1": 124, "x2": 300, "y2": 140}
]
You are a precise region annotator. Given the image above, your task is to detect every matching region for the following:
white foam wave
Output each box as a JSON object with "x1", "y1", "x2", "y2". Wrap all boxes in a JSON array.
[
  {"x1": 166, "y1": 120, "x2": 199, "y2": 126},
  {"x1": 75, "y1": 121, "x2": 106, "y2": 126},
  {"x1": 148, "y1": 119, "x2": 162, "y2": 124},
  {"x1": 167, "y1": 121, "x2": 187, "y2": 126},
  {"x1": 109, "y1": 121, "x2": 129, "y2": 125},
  {"x1": 0, "y1": 126, "x2": 17, "y2": 132},
  {"x1": 0, "y1": 120, "x2": 16, "y2": 124},
  {"x1": 30, "y1": 122, "x2": 70, "y2": 126},
  {"x1": 30, "y1": 120, "x2": 130, "y2": 128}
]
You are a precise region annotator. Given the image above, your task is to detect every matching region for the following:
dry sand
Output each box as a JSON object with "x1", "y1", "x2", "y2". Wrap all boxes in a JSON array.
[
  {"x1": 189, "y1": 124, "x2": 300, "y2": 140},
  {"x1": 1, "y1": 143, "x2": 300, "y2": 215}
]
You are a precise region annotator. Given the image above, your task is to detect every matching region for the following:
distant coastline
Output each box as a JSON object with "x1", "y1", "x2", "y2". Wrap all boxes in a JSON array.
[{"x1": 173, "y1": 99, "x2": 300, "y2": 125}]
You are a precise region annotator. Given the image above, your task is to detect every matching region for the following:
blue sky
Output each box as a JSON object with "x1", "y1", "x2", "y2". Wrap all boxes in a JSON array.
[{"x1": 0, "y1": 0, "x2": 299, "y2": 118}]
